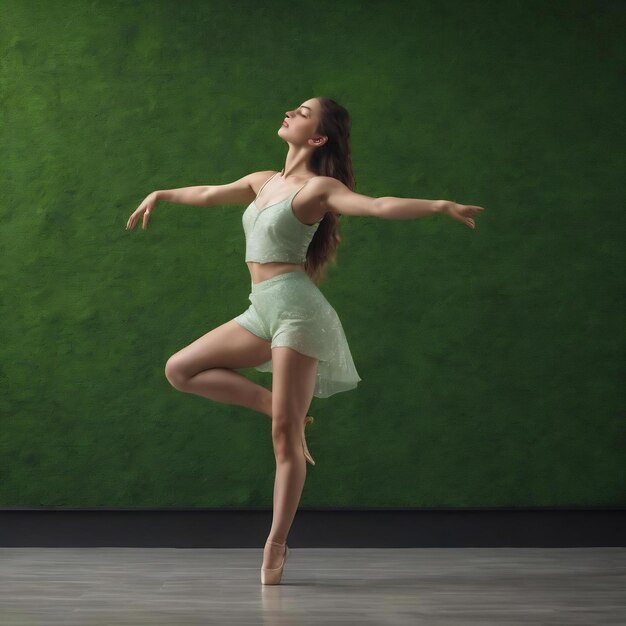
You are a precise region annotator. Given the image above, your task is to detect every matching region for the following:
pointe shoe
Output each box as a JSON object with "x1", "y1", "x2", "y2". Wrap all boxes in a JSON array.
[
  {"x1": 261, "y1": 540, "x2": 289, "y2": 585},
  {"x1": 303, "y1": 415, "x2": 316, "y2": 466}
]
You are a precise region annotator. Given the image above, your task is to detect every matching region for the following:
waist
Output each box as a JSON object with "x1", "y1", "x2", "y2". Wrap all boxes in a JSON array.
[
  {"x1": 248, "y1": 268, "x2": 310, "y2": 291},
  {"x1": 246, "y1": 261, "x2": 306, "y2": 286}
]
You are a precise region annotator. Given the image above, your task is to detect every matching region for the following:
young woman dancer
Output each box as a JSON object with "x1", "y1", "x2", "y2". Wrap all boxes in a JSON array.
[{"x1": 126, "y1": 97, "x2": 485, "y2": 584}]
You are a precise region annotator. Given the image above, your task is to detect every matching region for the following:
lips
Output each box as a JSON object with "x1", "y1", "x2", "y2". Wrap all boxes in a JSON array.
[{"x1": 282, "y1": 121, "x2": 289, "y2": 127}]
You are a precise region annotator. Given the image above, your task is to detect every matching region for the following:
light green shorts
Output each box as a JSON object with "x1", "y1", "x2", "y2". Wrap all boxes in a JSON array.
[{"x1": 233, "y1": 271, "x2": 361, "y2": 398}]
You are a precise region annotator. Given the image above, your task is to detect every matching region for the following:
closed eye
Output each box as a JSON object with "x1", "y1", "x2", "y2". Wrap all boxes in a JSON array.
[{"x1": 286, "y1": 108, "x2": 309, "y2": 119}]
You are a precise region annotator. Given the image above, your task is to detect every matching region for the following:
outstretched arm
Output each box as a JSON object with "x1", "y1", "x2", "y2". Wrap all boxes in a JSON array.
[
  {"x1": 322, "y1": 177, "x2": 485, "y2": 229},
  {"x1": 378, "y1": 197, "x2": 485, "y2": 229},
  {"x1": 376, "y1": 196, "x2": 446, "y2": 219},
  {"x1": 125, "y1": 170, "x2": 276, "y2": 231}
]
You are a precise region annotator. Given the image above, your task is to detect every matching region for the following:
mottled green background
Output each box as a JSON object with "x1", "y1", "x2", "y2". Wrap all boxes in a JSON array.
[{"x1": 1, "y1": 0, "x2": 624, "y2": 507}]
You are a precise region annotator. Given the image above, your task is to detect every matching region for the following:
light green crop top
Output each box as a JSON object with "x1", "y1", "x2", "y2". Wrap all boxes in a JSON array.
[{"x1": 243, "y1": 172, "x2": 322, "y2": 264}]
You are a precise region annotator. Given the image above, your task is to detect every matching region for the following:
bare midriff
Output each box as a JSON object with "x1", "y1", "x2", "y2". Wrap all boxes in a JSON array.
[{"x1": 246, "y1": 261, "x2": 306, "y2": 285}]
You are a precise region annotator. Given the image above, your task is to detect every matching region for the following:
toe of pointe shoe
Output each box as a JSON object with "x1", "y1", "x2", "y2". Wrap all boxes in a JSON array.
[{"x1": 261, "y1": 543, "x2": 289, "y2": 585}]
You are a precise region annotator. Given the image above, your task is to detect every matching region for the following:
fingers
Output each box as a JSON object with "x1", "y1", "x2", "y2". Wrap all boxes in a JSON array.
[
  {"x1": 459, "y1": 205, "x2": 483, "y2": 230},
  {"x1": 125, "y1": 207, "x2": 150, "y2": 230},
  {"x1": 452, "y1": 204, "x2": 482, "y2": 230},
  {"x1": 126, "y1": 213, "x2": 138, "y2": 230},
  {"x1": 126, "y1": 208, "x2": 139, "y2": 230}
]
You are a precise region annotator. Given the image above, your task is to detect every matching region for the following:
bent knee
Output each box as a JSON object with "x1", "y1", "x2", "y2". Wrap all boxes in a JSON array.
[{"x1": 164, "y1": 356, "x2": 189, "y2": 390}]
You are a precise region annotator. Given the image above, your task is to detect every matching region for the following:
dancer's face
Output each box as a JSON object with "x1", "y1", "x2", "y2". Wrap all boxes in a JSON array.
[{"x1": 279, "y1": 98, "x2": 325, "y2": 146}]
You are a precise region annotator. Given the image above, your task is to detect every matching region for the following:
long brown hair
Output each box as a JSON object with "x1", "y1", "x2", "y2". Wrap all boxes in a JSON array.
[{"x1": 304, "y1": 97, "x2": 355, "y2": 285}]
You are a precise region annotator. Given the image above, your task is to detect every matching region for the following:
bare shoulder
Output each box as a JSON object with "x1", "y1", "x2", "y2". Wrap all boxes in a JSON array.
[
  {"x1": 205, "y1": 170, "x2": 278, "y2": 207},
  {"x1": 309, "y1": 175, "x2": 346, "y2": 194},
  {"x1": 309, "y1": 175, "x2": 378, "y2": 218},
  {"x1": 248, "y1": 170, "x2": 280, "y2": 194},
  {"x1": 308, "y1": 175, "x2": 345, "y2": 208}
]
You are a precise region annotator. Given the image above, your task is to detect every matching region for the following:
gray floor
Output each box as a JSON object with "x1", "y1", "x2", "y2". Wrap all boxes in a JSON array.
[{"x1": 0, "y1": 548, "x2": 624, "y2": 625}]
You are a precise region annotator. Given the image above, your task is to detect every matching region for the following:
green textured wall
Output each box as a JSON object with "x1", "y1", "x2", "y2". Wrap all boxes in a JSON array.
[{"x1": 1, "y1": 0, "x2": 624, "y2": 507}]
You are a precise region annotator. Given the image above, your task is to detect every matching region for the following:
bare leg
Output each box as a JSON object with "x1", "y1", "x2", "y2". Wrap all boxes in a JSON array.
[
  {"x1": 165, "y1": 319, "x2": 275, "y2": 417},
  {"x1": 262, "y1": 346, "x2": 318, "y2": 570},
  {"x1": 165, "y1": 319, "x2": 314, "y2": 423},
  {"x1": 174, "y1": 368, "x2": 273, "y2": 418},
  {"x1": 163, "y1": 320, "x2": 318, "y2": 571}
]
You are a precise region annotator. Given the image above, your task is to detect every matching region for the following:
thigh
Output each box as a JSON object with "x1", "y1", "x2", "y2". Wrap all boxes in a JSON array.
[
  {"x1": 165, "y1": 319, "x2": 272, "y2": 379},
  {"x1": 271, "y1": 346, "x2": 319, "y2": 424}
]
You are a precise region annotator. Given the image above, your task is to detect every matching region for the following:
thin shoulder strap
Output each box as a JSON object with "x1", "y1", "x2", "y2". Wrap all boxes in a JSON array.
[
  {"x1": 291, "y1": 176, "x2": 313, "y2": 200},
  {"x1": 257, "y1": 171, "x2": 280, "y2": 197}
]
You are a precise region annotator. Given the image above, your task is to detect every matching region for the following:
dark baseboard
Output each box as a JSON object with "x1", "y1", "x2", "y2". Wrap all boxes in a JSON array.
[{"x1": 1, "y1": 507, "x2": 624, "y2": 547}]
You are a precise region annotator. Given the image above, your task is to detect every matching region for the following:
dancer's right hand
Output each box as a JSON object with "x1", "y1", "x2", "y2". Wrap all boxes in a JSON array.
[{"x1": 126, "y1": 192, "x2": 157, "y2": 230}]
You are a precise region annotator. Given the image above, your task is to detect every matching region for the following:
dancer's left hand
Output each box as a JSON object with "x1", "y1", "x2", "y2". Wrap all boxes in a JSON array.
[{"x1": 442, "y1": 201, "x2": 486, "y2": 229}]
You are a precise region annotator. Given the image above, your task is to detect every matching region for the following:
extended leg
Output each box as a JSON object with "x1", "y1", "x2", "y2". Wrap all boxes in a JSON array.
[{"x1": 263, "y1": 346, "x2": 318, "y2": 570}]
